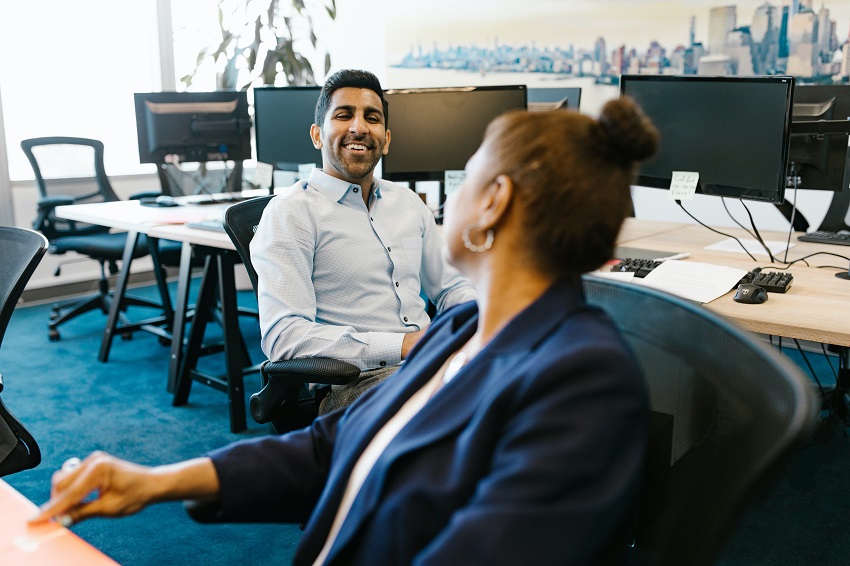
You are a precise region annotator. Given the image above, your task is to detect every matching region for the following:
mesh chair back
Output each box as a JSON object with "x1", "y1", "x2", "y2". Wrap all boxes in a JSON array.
[
  {"x1": 0, "y1": 227, "x2": 48, "y2": 476},
  {"x1": 21, "y1": 137, "x2": 119, "y2": 240},
  {"x1": 582, "y1": 275, "x2": 817, "y2": 566},
  {"x1": 223, "y1": 195, "x2": 275, "y2": 295}
]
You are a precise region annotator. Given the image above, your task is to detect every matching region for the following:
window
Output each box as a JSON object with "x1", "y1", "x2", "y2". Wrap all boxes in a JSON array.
[{"x1": 0, "y1": 0, "x2": 161, "y2": 180}]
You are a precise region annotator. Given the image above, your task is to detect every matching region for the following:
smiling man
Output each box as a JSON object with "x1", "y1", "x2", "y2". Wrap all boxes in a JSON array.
[{"x1": 251, "y1": 69, "x2": 477, "y2": 414}]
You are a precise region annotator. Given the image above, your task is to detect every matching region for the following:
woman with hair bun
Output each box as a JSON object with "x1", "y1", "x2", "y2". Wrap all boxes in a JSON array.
[{"x1": 32, "y1": 98, "x2": 660, "y2": 566}]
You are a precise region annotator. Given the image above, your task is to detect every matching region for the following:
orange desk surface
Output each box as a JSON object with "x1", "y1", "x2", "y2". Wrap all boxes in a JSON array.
[{"x1": 0, "y1": 479, "x2": 119, "y2": 565}]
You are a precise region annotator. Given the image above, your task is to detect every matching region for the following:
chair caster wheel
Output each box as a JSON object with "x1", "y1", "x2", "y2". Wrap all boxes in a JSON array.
[
  {"x1": 49, "y1": 311, "x2": 59, "y2": 321},
  {"x1": 49, "y1": 330, "x2": 60, "y2": 342},
  {"x1": 120, "y1": 332, "x2": 133, "y2": 341},
  {"x1": 158, "y1": 336, "x2": 171, "y2": 347}
]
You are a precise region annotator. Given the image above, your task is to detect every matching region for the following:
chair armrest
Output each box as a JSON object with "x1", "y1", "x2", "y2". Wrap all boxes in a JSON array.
[
  {"x1": 129, "y1": 190, "x2": 161, "y2": 201},
  {"x1": 250, "y1": 358, "x2": 360, "y2": 424},
  {"x1": 36, "y1": 196, "x2": 75, "y2": 211}
]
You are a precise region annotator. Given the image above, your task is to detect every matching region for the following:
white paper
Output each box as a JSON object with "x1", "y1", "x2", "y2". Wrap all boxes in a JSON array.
[
  {"x1": 635, "y1": 260, "x2": 748, "y2": 304},
  {"x1": 704, "y1": 237, "x2": 793, "y2": 257},
  {"x1": 669, "y1": 171, "x2": 698, "y2": 200}
]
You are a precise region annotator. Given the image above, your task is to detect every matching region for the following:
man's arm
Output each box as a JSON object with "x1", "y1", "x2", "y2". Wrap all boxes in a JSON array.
[{"x1": 418, "y1": 206, "x2": 477, "y2": 313}]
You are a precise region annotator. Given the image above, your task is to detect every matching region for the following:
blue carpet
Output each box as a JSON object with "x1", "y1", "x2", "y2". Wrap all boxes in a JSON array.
[
  {"x1": 2, "y1": 284, "x2": 848, "y2": 564},
  {"x1": 0, "y1": 284, "x2": 301, "y2": 565}
]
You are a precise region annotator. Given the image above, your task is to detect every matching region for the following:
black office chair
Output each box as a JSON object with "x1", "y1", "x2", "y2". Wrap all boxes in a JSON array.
[
  {"x1": 0, "y1": 227, "x2": 48, "y2": 477},
  {"x1": 581, "y1": 275, "x2": 817, "y2": 566},
  {"x1": 222, "y1": 195, "x2": 360, "y2": 434},
  {"x1": 20, "y1": 136, "x2": 166, "y2": 342}
]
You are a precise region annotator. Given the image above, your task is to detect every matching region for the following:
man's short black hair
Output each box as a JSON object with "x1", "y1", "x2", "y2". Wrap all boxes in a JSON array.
[{"x1": 314, "y1": 69, "x2": 389, "y2": 128}]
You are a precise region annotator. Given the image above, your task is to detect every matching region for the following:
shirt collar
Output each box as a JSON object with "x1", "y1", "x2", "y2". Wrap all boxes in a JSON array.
[{"x1": 307, "y1": 168, "x2": 383, "y2": 204}]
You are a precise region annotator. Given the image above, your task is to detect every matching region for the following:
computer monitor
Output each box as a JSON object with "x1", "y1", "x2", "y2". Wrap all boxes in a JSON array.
[
  {"x1": 253, "y1": 86, "x2": 323, "y2": 171},
  {"x1": 787, "y1": 84, "x2": 850, "y2": 192},
  {"x1": 133, "y1": 91, "x2": 252, "y2": 165},
  {"x1": 619, "y1": 74, "x2": 795, "y2": 205},
  {"x1": 381, "y1": 85, "x2": 528, "y2": 183},
  {"x1": 527, "y1": 86, "x2": 582, "y2": 111}
]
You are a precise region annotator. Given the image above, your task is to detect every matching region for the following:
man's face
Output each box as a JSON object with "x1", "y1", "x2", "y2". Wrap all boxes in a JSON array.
[{"x1": 310, "y1": 87, "x2": 390, "y2": 185}]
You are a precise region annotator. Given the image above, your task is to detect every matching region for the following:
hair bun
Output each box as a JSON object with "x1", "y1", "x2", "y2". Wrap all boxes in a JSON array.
[{"x1": 597, "y1": 97, "x2": 660, "y2": 162}]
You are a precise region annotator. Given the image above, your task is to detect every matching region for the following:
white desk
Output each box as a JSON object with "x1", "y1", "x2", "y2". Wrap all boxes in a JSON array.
[{"x1": 57, "y1": 196, "x2": 262, "y2": 432}]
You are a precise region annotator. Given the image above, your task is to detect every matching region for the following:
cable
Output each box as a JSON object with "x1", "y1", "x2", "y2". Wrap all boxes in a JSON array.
[{"x1": 676, "y1": 200, "x2": 758, "y2": 261}]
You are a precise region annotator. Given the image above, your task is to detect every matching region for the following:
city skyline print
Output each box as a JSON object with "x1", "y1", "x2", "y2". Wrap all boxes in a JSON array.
[{"x1": 386, "y1": 0, "x2": 850, "y2": 94}]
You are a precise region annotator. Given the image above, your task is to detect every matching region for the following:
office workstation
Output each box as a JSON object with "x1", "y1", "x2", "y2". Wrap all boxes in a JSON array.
[{"x1": 4, "y1": 43, "x2": 850, "y2": 566}]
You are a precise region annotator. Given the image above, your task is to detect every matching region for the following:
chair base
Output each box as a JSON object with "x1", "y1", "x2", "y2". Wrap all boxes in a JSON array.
[{"x1": 48, "y1": 280, "x2": 169, "y2": 343}]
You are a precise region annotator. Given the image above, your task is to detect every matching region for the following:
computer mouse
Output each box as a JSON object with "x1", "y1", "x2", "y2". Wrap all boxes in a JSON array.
[
  {"x1": 155, "y1": 195, "x2": 180, "y2": 207},
  {"x1": 733, "y1": 283, "x2": 768, "y2": 304}
]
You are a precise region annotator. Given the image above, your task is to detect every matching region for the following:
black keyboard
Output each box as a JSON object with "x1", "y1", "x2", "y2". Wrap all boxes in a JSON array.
[
  {"x1": 797, "y1": 230, "x2": 850, "y2": 246},
  {"x1": 739, "y1": 268, "x2": 793, "y2": 294},
  {"x1": 185, "y1": 218, "x2": 225, "y2": 232},
  {"x1": 613, "y1": 258, "x2": 664, "y2": 278},
  {"x1": 615, "y1": 258, "x2": 794, "y2": 293}
]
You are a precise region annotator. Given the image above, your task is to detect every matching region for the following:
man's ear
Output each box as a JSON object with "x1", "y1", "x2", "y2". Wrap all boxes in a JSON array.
[
  {"x1": 310, "y1": 124, "x2": 323, "y2": 149},
  {"x1": 382, "y1": 129, "x2": 391, "y2": 155}
]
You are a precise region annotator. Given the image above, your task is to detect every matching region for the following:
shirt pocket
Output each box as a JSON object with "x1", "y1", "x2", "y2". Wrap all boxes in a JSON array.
[{"x1": 401, "y1": 237, "x2": 423, "y2": 291}]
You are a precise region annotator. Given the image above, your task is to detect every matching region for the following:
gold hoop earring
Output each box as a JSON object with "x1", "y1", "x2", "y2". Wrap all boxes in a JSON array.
[{"x1": 462, "y1": 225, "x2": 494, "y2": 253}]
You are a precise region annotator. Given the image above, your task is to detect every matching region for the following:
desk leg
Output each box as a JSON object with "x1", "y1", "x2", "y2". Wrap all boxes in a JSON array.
[
  {"x1": 147, "y1": 236, "x2": 174, "y2": 330},
  {"x1": 98, "y1": 230, "x2": 138, "y2": 362},
  {"x1": 217, "y1": 251, "x2": 247, "y2": 433},
  {"x1": 172, "y1": 250, "x2": 217, "y2": 405},
  {"x1": 167, "y1": 242, "x2": 195, "y2": 393}
]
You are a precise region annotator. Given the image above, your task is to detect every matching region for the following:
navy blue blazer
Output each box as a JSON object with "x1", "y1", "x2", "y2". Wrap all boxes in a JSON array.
[{"x1": 208, "y1": 278, "x2": 649, "y2": 565}]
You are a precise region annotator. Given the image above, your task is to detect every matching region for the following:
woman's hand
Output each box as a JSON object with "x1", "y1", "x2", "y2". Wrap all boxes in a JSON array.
[{"x1": 28, "y1": 452, "x2": 220, "y2": 527}]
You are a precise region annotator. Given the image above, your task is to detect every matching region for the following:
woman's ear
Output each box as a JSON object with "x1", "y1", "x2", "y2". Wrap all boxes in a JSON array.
[{"x1": 479, "y1": 174, "x2": 514, "y2": 230}]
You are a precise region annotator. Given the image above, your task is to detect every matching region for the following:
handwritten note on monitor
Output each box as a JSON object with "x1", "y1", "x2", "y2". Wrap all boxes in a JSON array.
[{"x1": 669, "y1": 171, "x2": 698, "y2": 200}]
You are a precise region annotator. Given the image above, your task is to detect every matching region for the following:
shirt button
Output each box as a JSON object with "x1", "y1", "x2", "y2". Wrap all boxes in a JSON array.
[
  {"x1": 387, "y1": 247, "x2": 391, "y2": 252},
  {"x1": 403, "y1": 316, "x2": 408, "y2": 322},
  {"x1": 353, "y1": 187, "x2": 359, "y2": 193},
  {"x1": 395, "y1": 281, "x2": 399, "y2": 287},
  {"x1": 379, "y1": 361, "x2": 387, "y2": 367}
]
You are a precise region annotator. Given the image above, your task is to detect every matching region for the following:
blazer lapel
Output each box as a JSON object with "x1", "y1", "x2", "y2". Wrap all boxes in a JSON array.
[{"x1": 326, "y1": 278, "x2": 587, "y2": 560}]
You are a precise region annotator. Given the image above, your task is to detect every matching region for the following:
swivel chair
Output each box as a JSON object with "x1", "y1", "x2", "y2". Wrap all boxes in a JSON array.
[
  {"x1": 220, "y1": 195, "x2": 359, "y2": 434},
  {"x1": 0, "y1": 227, "x2": 48, "y2": 477},
  {"x1": 20, "y1": 137, "x2": 164, "y2": 342},
  {"x1": 581, "y1": 275, "x2": 817, "y2": 566}
]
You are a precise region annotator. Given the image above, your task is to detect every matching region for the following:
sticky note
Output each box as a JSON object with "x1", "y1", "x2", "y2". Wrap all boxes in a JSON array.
[
  {"x1": 253, "y1": 162, "x2": 273, "y2": 189},
  {"x1": 444, "y1": 170, "x2": 466, "y2": 196},
  {"x1": 669, "y1": 171, "x2": 699, "y2": 200}
]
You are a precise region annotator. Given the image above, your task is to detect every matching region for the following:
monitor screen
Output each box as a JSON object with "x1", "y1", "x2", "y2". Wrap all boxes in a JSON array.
[
  {"x1": 133, "y1": 91, "x2": 252, "y2": 164},
  {"x1": 527, "y1": 86, "x2": 582, "y2": 111},
  {"x1": 788, "y1": 84, "x2": 850, "y2": 192},
  {"x1": 619, "y1": 74, "x2": 795, "y2": 205},
  {"x1": 381, "y1": 85, "x2": 528, "y2": 182},
  {"x1": 253, "y1": 86, "x2": 323, "y2": 171}
]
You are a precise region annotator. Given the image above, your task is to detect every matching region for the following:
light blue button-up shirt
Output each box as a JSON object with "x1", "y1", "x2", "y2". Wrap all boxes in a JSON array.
[{"x1": 251, "y1": 168, "x2": 477, "y2": 371}]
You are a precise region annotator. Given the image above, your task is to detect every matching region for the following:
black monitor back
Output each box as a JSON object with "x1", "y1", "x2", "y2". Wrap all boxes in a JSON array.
[
  {"x1": 788, "y1": 84, "x2": 850, "y2": 193},
  {"x1": 134, "y1": 91, "x2": 252, "y2": 164},
  {"x1": 527, "y1": 86, "x2": 582, "y2": 111}
]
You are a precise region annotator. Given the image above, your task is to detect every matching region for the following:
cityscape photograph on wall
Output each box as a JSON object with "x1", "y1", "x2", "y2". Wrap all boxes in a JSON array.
[{"x1": 386, "y1": 0, "x2": 849, "y2": 104}]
